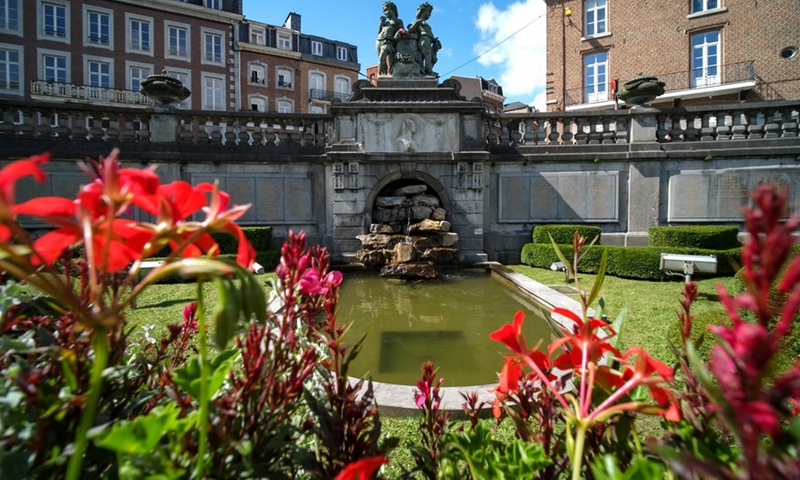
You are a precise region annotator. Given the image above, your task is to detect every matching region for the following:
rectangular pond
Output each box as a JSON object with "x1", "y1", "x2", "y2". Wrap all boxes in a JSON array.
[{"x1": 338, "y1": 268, "x2": 558, "y2": 387}]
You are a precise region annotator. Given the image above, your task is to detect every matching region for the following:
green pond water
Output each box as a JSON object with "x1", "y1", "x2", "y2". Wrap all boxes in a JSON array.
[{"x1": 338, "y1": 269, "x2": 555, "y2": 387}]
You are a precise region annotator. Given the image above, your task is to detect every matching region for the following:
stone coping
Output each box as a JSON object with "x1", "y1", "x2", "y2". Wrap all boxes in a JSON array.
[{"x1": 352, "y1": 262, "x2": 589, "y2": 416}]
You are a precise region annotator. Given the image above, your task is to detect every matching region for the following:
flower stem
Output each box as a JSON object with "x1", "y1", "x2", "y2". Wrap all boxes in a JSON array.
[
  {"x1": 66, "y1": 327, "x2": 109, "y2": 480},
  {"x1": 571, "y1": 423, "x2": 588, "y2": 480},
  {"x1": 195, "y1": 281, "x2": 209, "y2": 479}
]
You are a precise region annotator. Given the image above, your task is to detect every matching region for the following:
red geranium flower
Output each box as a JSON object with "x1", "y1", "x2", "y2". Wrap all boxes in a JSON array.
[{"x1": 333, "y1": 455, "x2": 387, "y2": 480}]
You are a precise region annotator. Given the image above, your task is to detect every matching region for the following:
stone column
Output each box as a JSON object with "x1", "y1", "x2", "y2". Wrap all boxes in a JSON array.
[
  {"x1": 149, "y1": 105, "x2": 180, "y2": 143},
  {"x1": 628, "y1": 107, "x2": 659, "y2": 143}
]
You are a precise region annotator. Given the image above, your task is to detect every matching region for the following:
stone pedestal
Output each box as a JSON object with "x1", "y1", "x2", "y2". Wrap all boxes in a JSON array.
[{"x1": 629, "y1": 107, "x2": 659, "y2": 143}]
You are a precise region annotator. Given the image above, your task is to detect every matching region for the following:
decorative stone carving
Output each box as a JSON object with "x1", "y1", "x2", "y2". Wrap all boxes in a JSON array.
[
  {"x1": 376, "y1": 2, "x2": 404, "y2": 75},
  {"x1": 139, "y1": 70, "x2": 191, "y2": 106}
]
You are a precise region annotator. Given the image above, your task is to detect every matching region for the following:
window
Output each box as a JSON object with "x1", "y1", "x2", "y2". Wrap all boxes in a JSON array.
[
  {"x1": 277, "y1": 32, "x2": 292, "y2": 50},
  {"x1": 202, "y1": 28, "x2": 225, "y2": 65},
  {"x1": 41, "y1": 52, "x2": 68, "y2": 83},
  {"x1": 250, "y1": 27, "x2": 265, "y2": 45},
  {"x1": 584, "y1": 0, "x2": 607, "y2": 37},
  {"x1": 127, "y1": 62, "x2": 152, "y2": 92},
  {"x1": 40, "y1": 1, "x2": 69, "y2": 41},
  {"x1": 583, "y1": 51, "x2": 608, "y2": 103},
  {"x1": 692, "y1": 30, "x2": 720, "y2": 87},
  {"x1": 277, "y1": 67, "x2": 292, "y2": 88},
  {"x1": 309, "y1": 71, "x2": 324, "y2": 93},
  {"x1": 166, "y1": 23, "x2": 190, "y2": 60},
  {"x1": 311, "y1": 40, "x2": 323, "y2": 56},
  {"x1": 692, "y1": 0, "x2": 719, "y2": 13},
  {"x1": 86, "y1": 9, "x2": 111, "y2": 46},
  {"x1": 249, "y1": 96, "x2": 266, "y2": 112},
  {"x1": 334, "y1": 76, "x2": 350, "y2": 98},
  {"x1": 277, "y1": 99, "x2": 293, "y2": 113},
  {"x1": 336, "y1": 46, "x2": 348, "y2": 61},
  {"x1": 0, "y1": 0, "x2": 20, "y2": 35},
  {"x1": 204, "y1": 0, "x2": 221, "y2": 9},
  {"x1": 87, "y1": 59, "x2": 111, "y2": 88},
  {"x1": 202, "y1": 73, "x2": 225, "y2": 110},
  {"x1": 310, "y1": 105, "x2": 324, "y2": 114},
  {"x1": 0, "y1": 44, "x2": 21, "y2": 94},
  {"x1": 127, "y1": 14, "x2": 153, "y2": 55},
  {"x1": 249, "y1": 63, "x2": 266, "y2": 84}
]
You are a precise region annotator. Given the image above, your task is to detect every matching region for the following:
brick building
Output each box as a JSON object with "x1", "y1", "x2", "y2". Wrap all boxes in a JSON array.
[
  {"x1": 544, "y1": 0, "x2": 800, "y2": 111},
  {"x1": 0, "y1": 0, "x2": 359, "y2": 113}
]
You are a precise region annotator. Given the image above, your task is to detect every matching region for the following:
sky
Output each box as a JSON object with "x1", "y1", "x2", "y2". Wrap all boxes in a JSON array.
[{"x1": 243, "y1": 0, "x2": 548, "y2": 111}]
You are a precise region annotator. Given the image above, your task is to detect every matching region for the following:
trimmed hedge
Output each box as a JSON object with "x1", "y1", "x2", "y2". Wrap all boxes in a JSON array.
[
  {"x1": 520, "y1": 243, "x2": 741, "y2": 281},
  {"x1": 532, "y1": 225, "x2": 602, "y2": 245},
  {"x1": 211, "y1": 226, "x2": 274, "y2": 254},
  {"x1": 648, "y1": 225, "x2": 740, "y2": 250}
]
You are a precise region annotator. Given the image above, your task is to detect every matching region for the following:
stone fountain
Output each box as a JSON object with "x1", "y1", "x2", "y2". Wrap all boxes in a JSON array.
[{"x1": 355, "y1": 183, "x2": 459, "y2": 279}]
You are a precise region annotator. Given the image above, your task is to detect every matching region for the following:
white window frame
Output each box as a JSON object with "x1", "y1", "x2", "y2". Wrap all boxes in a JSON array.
[
  {"x1": 334, "y1": 75, "x2": 350, "y2": 97},
  {"x1": 583, "y1": 51, "x2": 608, "y2": 103},
  {"x1": 250, "y1": 27, "x2": 265, "y2": 45},
  {"x1": 165, "y1": 21, "x2": 191, "y2": 61},
  {"x1": 38, "y1": 0, "x2": 70, "y2": 43},
  {"x1": 276, "y1": 67, "x2": 293, "y2": 89},
  {"x1": 201, "y1": 27, "x2": 225, "y2": 66},
  {"x1": 583, "y1": 0, "x2": 607, "y2": 38},
  {"x1": 311, "y1": 40, "x2": 323, "y2": 56},
  {"x1": 125, "y1": 60, "x2": 153, "y2": 92},
  {"x1": 277, "y1": 31, "x2": 292, "y2": 51},
  {"x1": 277, "y1": 98, "x2": 294, "y2": 113},
  {"x1": 336, "y1": 46, "x2": 348, "y2": 61},
  {"x1": 309, "y1": 71, "x2": 325, "y2": 95},
  {"x1": 204, "y1": 0, "x2": 221, "y2": 10},
  {"x1": 692, "y1": 0, "x2": 720, "y2": 14},
  {"x1": 691, "y1": 30, "x2": 721, "y2": 88},
  {"x1": 83, "y1": 55, "x2": 114, "y2": 89},
  {"x1": 83, "y1": 5, "x2": 113, "y2": 50},
  {"x1": 165, "y1": 66, "x2": 191, "y2": 109},
  {"x1": 38, "y1": 48, "x2": 70, "y2": 84},
  {"x1": 0, "y1": 0, "x2": 22, "y2": 36},
  {"x1": 248, "y1": 95, "x2": 267, "y2": 112},
  {"x1": 248, "y1": 62, "x2": 267, "y2": 85},
  {"x1": 125, "y1": 13, "x2": 153, "y2": 56},
  {"x1": 0, "y1": 42, "x2": 23, "y2": 95},
  {"x1": 201, "y1": 72, "x2": 225, "y2": 111}
]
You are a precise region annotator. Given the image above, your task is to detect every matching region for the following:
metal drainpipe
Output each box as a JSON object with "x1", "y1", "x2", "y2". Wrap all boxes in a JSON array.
[
  {"x1": 232, "y1": 20, "x2": 241, "y2": 112},
  {"x1": 561, "y1": 0, "x2": 567, "y2": 110}
]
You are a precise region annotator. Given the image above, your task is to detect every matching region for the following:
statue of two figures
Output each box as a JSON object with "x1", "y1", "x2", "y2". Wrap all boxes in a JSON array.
[{"x1": 377, "y1": 2, "x2": 442, "y2": 78}]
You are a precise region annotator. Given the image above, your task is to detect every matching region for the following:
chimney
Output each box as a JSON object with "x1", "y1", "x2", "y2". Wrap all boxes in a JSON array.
[{"x1": 284, "y1": 12, "x2": 301, "y2": 32}]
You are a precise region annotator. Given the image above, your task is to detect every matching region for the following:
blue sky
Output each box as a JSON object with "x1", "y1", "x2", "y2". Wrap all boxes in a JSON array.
[{"x1": 243, "y1": 0, "x2": 548, "y2": 110}]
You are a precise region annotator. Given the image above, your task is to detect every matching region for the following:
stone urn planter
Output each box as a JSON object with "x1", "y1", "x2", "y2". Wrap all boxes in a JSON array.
[
  {"x1": 617, "y1": 73, "x2": 665, "y2": 107},
  {"x1": 139, "y1": 70, "x2": 191, "y2": 106}
]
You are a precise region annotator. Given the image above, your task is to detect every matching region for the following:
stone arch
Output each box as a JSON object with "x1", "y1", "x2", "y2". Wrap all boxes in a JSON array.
[{"x1": 364, "y1": 169, "x2": 453, "y2": 231}]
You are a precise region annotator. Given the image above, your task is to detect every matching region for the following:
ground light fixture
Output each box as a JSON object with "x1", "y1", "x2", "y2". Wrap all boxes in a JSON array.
[
  {"x1": 659, "y1": 253, "x2": 717, "y2": 284},
  {"x1": 550, "y1": 261, "x2": 569, "y2": 282}
]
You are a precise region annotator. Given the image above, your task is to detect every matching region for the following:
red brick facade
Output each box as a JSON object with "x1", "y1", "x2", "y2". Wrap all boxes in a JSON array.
[
  {"x1": 0, "y1": 0, "x2": 359, "y2": 113},
  {"x1": 545, "y1": 0, "x2": 800, "y2": 111}
]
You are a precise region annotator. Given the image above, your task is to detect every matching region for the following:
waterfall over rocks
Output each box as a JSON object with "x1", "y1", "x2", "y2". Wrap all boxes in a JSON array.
[{"x1": 355, "y1": 183, "x2": 459, "y2": 279}]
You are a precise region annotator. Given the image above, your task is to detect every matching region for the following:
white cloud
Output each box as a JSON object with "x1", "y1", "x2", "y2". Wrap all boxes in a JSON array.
[{"x1": 473, "y1": 1, "x2": 547, "y2": 104}]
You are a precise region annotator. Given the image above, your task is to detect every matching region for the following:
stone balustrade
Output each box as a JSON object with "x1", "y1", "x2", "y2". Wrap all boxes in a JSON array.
[{"x1": 0, "y1": 98, "x2": 797, "y2": 157}]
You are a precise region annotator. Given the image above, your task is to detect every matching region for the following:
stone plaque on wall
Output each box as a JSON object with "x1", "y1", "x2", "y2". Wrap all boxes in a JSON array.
[
  {"x1": 668, "y1": 167, "x2": 800, "y2": 222},
  {"x1": 498, "y1": 172, "x2": 619, "y2": 223},
  {"x1": 191, "y1": 173, "x2": 316, "y2": 224}
]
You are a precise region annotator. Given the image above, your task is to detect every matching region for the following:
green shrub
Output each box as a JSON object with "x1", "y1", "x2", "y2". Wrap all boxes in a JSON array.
[
  {"x1": 211, "y1": 226, "x2": 273, "y2": 254},
  {"x1": 648, "y1": 225, "x2": 740, "y2": 250},
  {"x1": 531, "y1": 224, "x2": 602, "y2": 245},
  {"x1": 520, "y1": 243, "x2": 741, "y2": 281}
]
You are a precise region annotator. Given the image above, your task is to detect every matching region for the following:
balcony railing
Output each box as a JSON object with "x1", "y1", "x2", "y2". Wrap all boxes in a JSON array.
[
  {"x1": 566, "y1": 61, "x2": 756, "y2": 107},
  {"x1": 309, "y1": 88, "x2": 349, "y2": 102},
  {"x1": 31, "y1": 81, "x2": 153, "y2": 106}
]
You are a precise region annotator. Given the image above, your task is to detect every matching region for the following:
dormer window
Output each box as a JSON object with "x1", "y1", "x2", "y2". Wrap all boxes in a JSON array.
[{"x1": 277, "y1": 32, "x2": 292, "y2": 51}]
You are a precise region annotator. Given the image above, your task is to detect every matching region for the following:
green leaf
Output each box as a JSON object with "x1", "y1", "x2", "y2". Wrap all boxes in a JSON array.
[
  {"x1": 213, "y1": 277, "x2": 240, "y2": 349},
  {"x1": 96, "y1": 404, "x2": 182, "y2": 455},
  {"x1": 549, "y1": 234, "x2": 573, "y2": 280},
  {"x1": 586, "y1": 246, "x2": 609, "y2": 308},
  {"x1": 171, "y1": 349, "x2": 239, "y2": 401}
]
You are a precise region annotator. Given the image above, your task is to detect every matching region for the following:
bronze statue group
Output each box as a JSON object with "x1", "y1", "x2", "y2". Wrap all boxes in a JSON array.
[{"x1": 377, "y1": 2, "x2": 442, "y2": 77}]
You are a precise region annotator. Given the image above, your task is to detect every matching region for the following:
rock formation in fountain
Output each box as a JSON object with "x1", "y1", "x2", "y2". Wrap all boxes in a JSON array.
[{"x1": 355, "y1": 184, "x2": 459, "y2": 279}]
